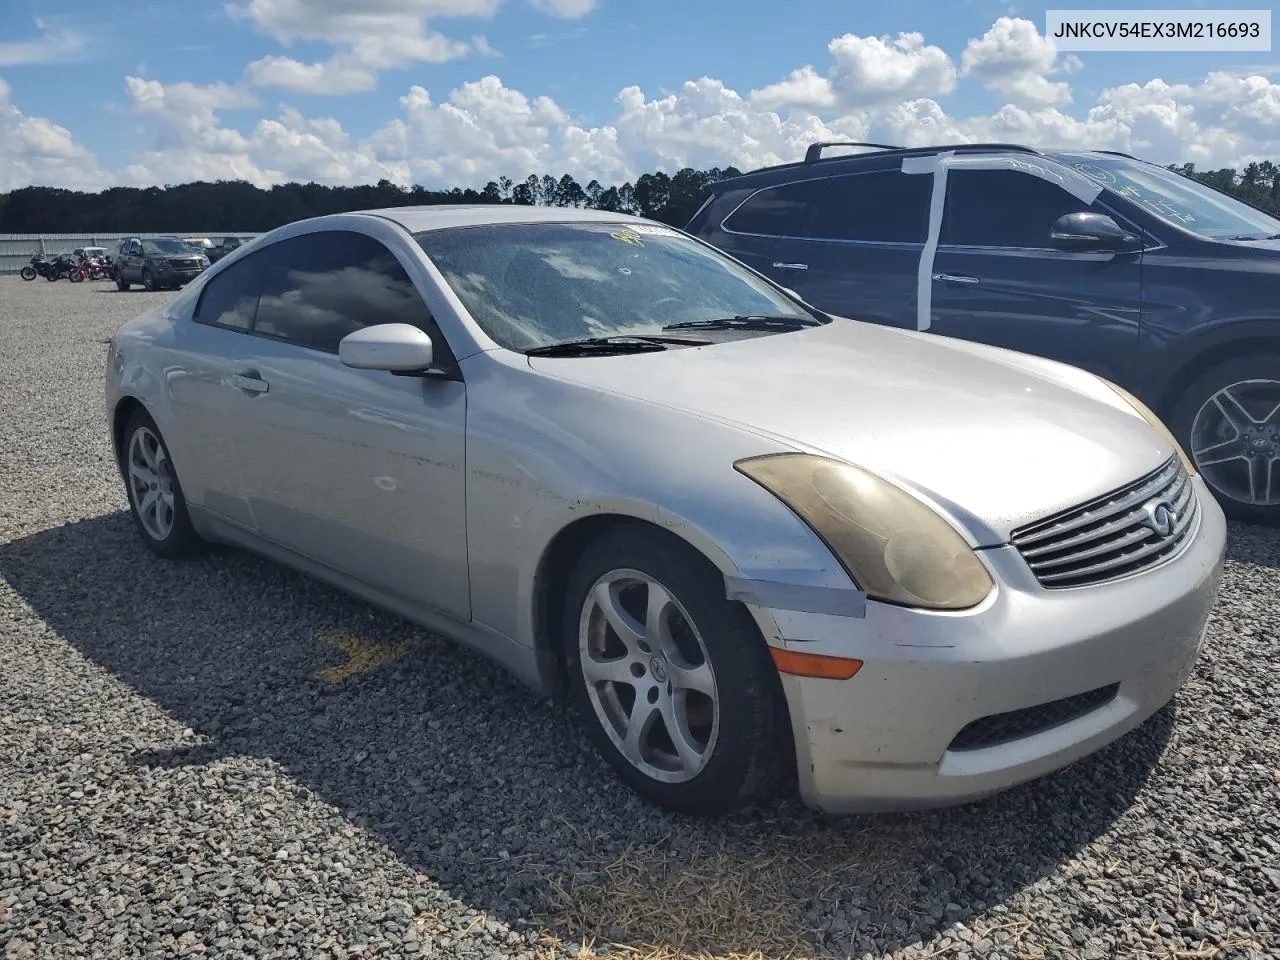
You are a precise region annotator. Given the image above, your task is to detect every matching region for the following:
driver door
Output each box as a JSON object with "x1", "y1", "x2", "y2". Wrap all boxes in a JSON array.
[{"x1": 230, "y1": 229, "x2": 471, "y2": 619}]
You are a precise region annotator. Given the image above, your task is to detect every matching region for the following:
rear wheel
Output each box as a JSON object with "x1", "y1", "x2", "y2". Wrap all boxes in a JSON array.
[
  {"x1": 116, "y1": 271, "x2": 130, "y2": 291},
  {"x1": 1170, "y1": 353, "x2": 1280, "y2": 525},
  {"x1": 121, "y1": 411, "x2": 203, "y2": 558},
  {"x1": 563, "y1": 525, "x2": 791, "y2": 815}
]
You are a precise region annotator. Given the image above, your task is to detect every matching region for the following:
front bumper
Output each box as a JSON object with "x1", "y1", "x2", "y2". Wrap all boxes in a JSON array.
[{"x1": 754, "y1": 477, "x2": 1227, "y2": 814}]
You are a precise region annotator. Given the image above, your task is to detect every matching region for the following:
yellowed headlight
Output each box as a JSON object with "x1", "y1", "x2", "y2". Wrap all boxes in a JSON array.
[
  {"x1": 1100, "y1": 380, "x2": 1197, "y2": 477},
  {"x1": 735, "y1": 454, "x2": 993, "y2": 611}
]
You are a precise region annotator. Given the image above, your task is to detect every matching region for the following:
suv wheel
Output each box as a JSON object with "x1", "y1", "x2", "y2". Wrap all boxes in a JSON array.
[
  {"x1": 142, "y1": 268, "x2": 157, "y2": 292},
  {"x1": 1170, "y1": 354, "x2": 1280, "y2": 525}
]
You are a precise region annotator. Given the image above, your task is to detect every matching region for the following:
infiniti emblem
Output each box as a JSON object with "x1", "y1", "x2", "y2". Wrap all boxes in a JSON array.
[{"x1": 1141, "y1": 499, "x2": 1177, "y2": 538}]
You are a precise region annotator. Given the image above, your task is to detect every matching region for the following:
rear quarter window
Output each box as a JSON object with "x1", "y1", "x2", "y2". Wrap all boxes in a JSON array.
[{"x1": 725, "y1": 170, "x2": 932, "y2": 243}]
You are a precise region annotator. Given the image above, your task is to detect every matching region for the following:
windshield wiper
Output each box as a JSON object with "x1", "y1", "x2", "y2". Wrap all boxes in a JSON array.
[
  {"x1": 1225, "y1": 233, "x2": 1280, "y2": 241},
  {"x1": 663, "y1": 314, "x2": 822, "y2": 331},
  {"x1": 524, "y1": 334, "x2": 709, "y2": 357}
]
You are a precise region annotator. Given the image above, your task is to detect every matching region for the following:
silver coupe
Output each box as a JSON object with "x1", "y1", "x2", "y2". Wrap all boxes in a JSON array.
[{"x1": 104, "y1": 206, "x2": 1227, "y2": 815}]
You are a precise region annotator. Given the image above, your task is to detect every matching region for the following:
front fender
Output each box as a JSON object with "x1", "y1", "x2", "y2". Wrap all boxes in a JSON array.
[{"x1": 460, "y1": 353, "x2": 861, "y2": 659}]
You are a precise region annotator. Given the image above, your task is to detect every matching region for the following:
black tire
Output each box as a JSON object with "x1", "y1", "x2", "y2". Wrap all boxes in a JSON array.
[
  {"x1": 45, "y1": 270, "x2": 58, "y2": 281},
  {"x1": 1169, "y1": 352, "x2": 1280, "y2": 525},
  {"x1": 20, "y1": 266, "x2": 36, "y2": 281},
  {"x1": 69, "y1": 267, "x2": 84, "y2": 283},
  {"x1": 116, "y1": 272, "x2": 130, "y2": 291},
  {"x1": 563, "y1": 524, "x2": 792, "y2": 816},
  {"x1": 142, "y1": 269, "x2": 156, "y2": 292},
  {"x1": 120, "y1": 410, "x2": 204, "y2": 558}
]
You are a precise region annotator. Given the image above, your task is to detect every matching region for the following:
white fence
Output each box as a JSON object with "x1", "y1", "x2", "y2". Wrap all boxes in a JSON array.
[{"x1": 0, "y1": 233, "x2": 259, "y2": 275}]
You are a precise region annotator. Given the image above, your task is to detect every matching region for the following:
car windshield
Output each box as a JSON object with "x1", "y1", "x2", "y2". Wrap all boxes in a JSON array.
[
  {"x1": 143, "y1": 238, "x2": 192, "y2": 255},
  {"x1": 415, "y1": 222, "x2": 821, "y2": 351},
  {"x1": 1063, "y1": 155, "x2": 1280, "y2": 240}
]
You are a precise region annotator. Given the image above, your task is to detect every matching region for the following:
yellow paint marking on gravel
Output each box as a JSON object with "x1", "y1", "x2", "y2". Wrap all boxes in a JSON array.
[{"x1": 314, "y1": 630, "x2": 424, "y2": 683}]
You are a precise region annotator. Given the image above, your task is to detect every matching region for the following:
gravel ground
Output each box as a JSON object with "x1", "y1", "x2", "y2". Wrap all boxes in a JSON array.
[{"x1": 0, "y1": 274, "x2": 1276, "y2": 960}]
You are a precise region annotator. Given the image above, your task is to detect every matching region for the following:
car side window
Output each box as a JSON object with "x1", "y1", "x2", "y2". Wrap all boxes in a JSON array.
[
  {"x1": 941, "y1": 170, "x2": 1094, "y2": 248},
  {"x1": 193, "y1": 252, "x2": 264, "y2": 332},
  {"x1": 253, "y1": 230, "x2": 453, "y2": 363},
  {"x1": 809, "y1": 171, "x2": 932, "y2": 243},
  {"x1": 724, "y1": 180, "x2": 821, "y2": 237},
  {"x1": 725, "y1": 171, "x2": 931, "y2": 243}
]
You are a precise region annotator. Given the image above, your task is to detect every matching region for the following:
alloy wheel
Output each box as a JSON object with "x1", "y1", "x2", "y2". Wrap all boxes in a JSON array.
[
  {"x1": 1190, "y1": 378, "x2": 1280, "y2": 507},
  {"x1": 578, "y1": 569, "x2": 719, "y2": 783},
  {"x1": 127, "y1": 426, "x2": 177, "y2": 540}
]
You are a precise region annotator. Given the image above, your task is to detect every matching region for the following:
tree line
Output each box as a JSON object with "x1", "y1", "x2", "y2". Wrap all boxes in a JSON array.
[
  {"x1": 0, "y1": 160, "x2": 1277, "y2": 235},
  {"x1": 1167, "y1": 161, "x2": 1280, "y2": 216},
  {"x1": 0, "y1": 168, "x2": 741, "y2": 234}
]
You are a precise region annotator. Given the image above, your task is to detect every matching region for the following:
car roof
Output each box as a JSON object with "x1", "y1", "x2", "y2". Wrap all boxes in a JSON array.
[
  {"x1": 710, "y1": 144, "x2": 1145, "y2": 191},
  {"x1": 354, "y1": 204, "x2": 653, "y2": 233}
]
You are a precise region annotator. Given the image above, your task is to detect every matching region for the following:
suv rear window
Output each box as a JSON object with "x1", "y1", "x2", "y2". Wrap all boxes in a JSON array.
[{"x1": 724, "y1": 170, "x2": 931, "y2": 243}]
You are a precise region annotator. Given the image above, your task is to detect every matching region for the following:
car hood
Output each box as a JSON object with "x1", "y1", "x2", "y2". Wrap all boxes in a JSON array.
[{"x1": 528, "y1": 319, "x2": 1172, "y2": 545}]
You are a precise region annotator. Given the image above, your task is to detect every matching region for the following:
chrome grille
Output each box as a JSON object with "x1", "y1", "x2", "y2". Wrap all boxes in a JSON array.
[{"x1": 1011, "y1": 457, "x2": 1198, "y2": 588}]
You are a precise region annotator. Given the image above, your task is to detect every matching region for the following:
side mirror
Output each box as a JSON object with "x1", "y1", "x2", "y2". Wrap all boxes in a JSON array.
[
  {"x1": 339, "y1": 323, "x2": 434, "y2": 373},
  {"x1": 1050, "y1": 212, "x2": 1143, "y2": 251}
]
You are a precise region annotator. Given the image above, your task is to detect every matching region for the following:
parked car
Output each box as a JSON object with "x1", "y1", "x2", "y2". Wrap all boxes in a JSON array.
[
  {"x1": 687, "y1": 142, "x2": 1280, "y2": 524},
  {"x1": 105, "y1": 207, "x2": 1225, "y2": 816},
  {"x1": 115, "y1": 236, "x2": 210, "y2": 291},
  {"x1": 206, "y1": 236, "x2": 244, "y2": 263},
  {"x1": 182, "y1": 237, "x2": 214, "y2": 254}
]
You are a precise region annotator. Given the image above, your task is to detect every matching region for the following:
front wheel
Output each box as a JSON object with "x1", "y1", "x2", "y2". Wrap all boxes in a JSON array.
[
  {"x1": 142, "y1": 269, "x2": 157, "y2": 292},
  {"x1": 121, "y1": 411, "x2": 204, "y2": 558},
  {"x1": 20, "y1": 266, "x2": 36, "y2": 281},
  {"x1": 69, "y1": 267, "x2": 84, "y2": 283},
  {"x1": 564, "y1": 525, "x2": 791, "y2": 816},
  {"x1": 1170, "y1": 353, "x2": 1280, "y2": 525}
]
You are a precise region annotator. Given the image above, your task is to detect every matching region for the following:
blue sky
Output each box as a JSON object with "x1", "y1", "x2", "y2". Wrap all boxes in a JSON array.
[{"x1": 1, "y1": 0, "x2": 1276, "y2": 191}]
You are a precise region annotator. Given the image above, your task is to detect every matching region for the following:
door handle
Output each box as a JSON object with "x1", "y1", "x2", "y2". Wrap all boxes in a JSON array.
[
  {"x1": 932, "y1": 273, "x2": 980, "y2": 285},
  {"x1": 230, "y1": 371, "x2": 269, "y2": 395},
  {"x1": 772, "y1": 261, "x2": 809, "y2": 271}
]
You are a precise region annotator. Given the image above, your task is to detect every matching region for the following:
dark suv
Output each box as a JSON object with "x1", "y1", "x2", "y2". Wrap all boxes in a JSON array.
[
  {"x1": 688, "y1": 141, "x2": 1280, "y2": 523},
  {"x1": 115, "y1": 236, "x2": 209, "y2": 291}
]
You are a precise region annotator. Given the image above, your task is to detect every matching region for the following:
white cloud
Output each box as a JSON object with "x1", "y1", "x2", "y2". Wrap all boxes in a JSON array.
[
  {"x1": 121, "y1": 75, "x2": 411, "y2": 188},
  {"x1": 751, "y1": 31, "x2": 955, "y2": 111},
  {"x1": 528, "y1": 0, "x2": 597, "y2": 17},
  {"x1": 828, "y1": 32, "x2": 957, "y2": 106},
  {"x1": 961, "y1": 17, "x2": 1073, "y2": 107},
  {"x1": 233, "y1": 0, "x2": 498, "y2": 93},
  {"x1": 0, "y1": 25, "x2": 85, "y2": 67},
  {"x1": 0, "y1": 77, "x2": 106, "y2": 191},
  {"x1": 245, "y1": 54, "x2": 376, "y2": 95},
  {"x1": 750, "y1": 66, "x2": 837, "y2": 112}
]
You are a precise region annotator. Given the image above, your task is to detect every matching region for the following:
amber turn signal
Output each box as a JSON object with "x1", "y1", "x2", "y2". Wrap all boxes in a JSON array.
[{"x1": 770, "y1": 647, "x2": 864, "y2": 680}]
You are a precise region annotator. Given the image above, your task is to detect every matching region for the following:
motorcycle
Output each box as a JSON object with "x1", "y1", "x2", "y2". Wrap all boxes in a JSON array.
[
  {"x1": 48, "y1": 254, "x2": 83, "y2": 282},
  {"x1": 80, "y1": 253, "x2": 110, "y2": 280},
  {"x1": 19, "y1": 253, "x2": 50, "y2": 281}
]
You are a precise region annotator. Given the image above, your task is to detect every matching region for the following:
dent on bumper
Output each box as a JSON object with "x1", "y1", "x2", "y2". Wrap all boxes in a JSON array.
[{"x1": 756, "y1": 480, "x2": 1227, "y2": 814}]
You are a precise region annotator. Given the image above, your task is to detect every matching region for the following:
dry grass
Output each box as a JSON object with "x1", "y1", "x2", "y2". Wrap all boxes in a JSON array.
[
  {"x1": 313, "y1": 628, "x2": 435, "y2": 683},
  {"x1": 543, "y1": 815, "x2": 936, "y2": 960}
]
